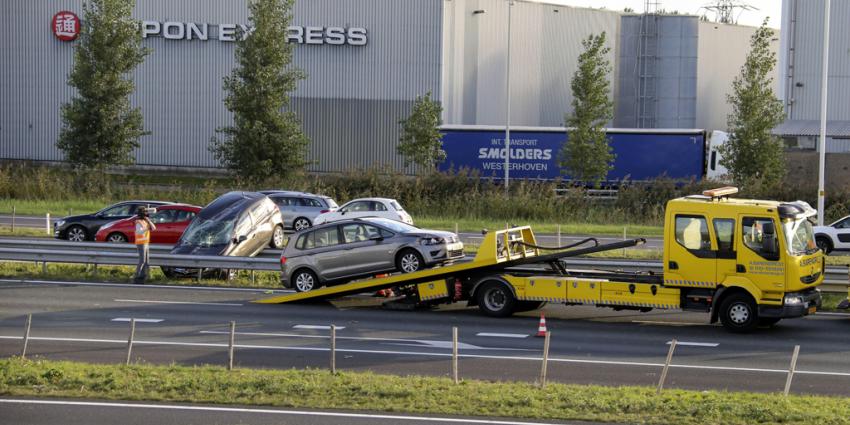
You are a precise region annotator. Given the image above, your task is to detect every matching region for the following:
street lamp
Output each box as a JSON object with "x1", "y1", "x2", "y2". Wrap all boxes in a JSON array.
[
  {"x1": 503, "y1": 0, "x2": 513, "y2": 195},
  {"x1": 817, "y1": 0, "x2": 830, "y2": 226}
]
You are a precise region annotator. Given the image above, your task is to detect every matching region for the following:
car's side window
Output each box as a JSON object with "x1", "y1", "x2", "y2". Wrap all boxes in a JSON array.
[
  {"x1": 304, "y1": 198, "x2": 323, "y2": 208},
  {"x1": 271, "y1": 197, "x2": 288, "y2": 207},
  {"x1": 174, "y1": 210, "x2": 195, "y2": 222},
  {"x1": 297, "y1": 232, "x2": 312, "y2": 250},
  {"x1": 363, "y1": 225, "x2": 382, "y2": 239},
  {"x1": 380, "y1": 228, "x2": 394, "y2": 238},
  {"x1": 102, "y1": 204, "x2": 131, "y2": 217},
  {"x1": 347, "y1": 202, "x2": 369, "y2": 212},
  {"x1": 372, "y1": 202, "x2": 387, "y2": 212},
  {"x1": 835, "y1": 218, "x2": 850, "y2": 229},
  {"x1": 313, "y1": 226, "x2": 340, "y2": 248},
  {"x1": 341, "y1": 224, "x2": 368, "y2": 243},
  {"x1": 151, "y1": 209, "x2": 177, "y2": 224}
]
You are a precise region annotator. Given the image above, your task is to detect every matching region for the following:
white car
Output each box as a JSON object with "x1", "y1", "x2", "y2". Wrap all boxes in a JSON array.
[
  {"x1": 313, "y1": 197, "x2": 413, "y2": 225},
  {"x1": 814, "y1": 215, "x2": 850, "y2": 254}
]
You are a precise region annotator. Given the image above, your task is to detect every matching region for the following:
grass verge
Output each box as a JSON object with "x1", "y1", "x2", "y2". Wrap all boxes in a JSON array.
[
  {"x1": 0, "y1": 226, "x2": 52, "y2": 238},
  {"x1": 1, "y1": 358, "x2": 848, "y2": 425}
]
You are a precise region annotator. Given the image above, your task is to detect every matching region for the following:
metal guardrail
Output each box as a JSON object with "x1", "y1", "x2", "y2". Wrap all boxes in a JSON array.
[{"x1": 0, "y1": 238, "x2": 846, "y2": 292}]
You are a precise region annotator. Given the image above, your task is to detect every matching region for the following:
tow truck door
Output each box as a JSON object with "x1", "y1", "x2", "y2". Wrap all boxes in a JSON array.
[
  {"x1": 712, "y1": 218, "x2": 738, "y2": 285},
  {"x1": 735, "y1": 215, "x2": 785, "y2": 298},
  {"x1": 665, "y1": 214, "x2": 716, "y2": 287}
]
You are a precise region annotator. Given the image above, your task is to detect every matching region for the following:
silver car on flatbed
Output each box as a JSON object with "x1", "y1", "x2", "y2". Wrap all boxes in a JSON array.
[
  {"x1": 259, "y1": 190, "x2": 338, "y2": 231},
  {"x1": 280, "y1": 217, "x2": 464, "y2": 292}
]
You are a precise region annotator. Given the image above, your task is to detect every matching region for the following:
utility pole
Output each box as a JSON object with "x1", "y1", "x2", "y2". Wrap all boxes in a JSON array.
[
  {"x1": 817, "y1": 0, "x2": 830, "y2": 226},
  {"x1": 503, "y1": 0, "x2": 513, "y2": 195}
]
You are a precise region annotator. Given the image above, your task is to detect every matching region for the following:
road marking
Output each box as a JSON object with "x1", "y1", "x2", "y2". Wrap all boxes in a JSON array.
[
  {"x1": 4, "y1": 334, "x2": 850, "y2": 377},
  {"x1": 0, "y1": 399, "x2": 562, "y2": 425},
  {"x1": 0, "y1": 278, "x2": 291, "y2": 294},
  {"x1": 294, "y1": 325, "x2": 345, "y2": 330},
  {"x1": 115, "y1": 299, "x2": 243, "y2": 307},
  {"x1": 476, "y1": 333, "x2": 529, "y2": 338},
  {"x1": 633, "y1": 320, "x2": 710, "y2": 326},
  {"x1": 667, "y1": 341, "x2": 719, "y2": 347},
  {"x1": 110, "y1": 318, "x2": 163, "y2": 323},
  {"x1": 815, "y1": 312, "x2": 850, "y2": 317}
]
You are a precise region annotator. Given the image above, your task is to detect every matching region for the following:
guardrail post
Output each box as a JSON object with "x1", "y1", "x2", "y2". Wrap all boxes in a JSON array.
[
  {"x1": 454, "y1": 222, "x2": 459, "y2": 235},
  {"x1": 11, "y1": 206, "x2": 15, "y2": 232},
  {"x1": 539, "y1": 330, "x2": 551, "y2": 388},
  {"x1": 557, "y1": 225, "x2": 561, "y2": 247},
  {"x1": 197, "y1": 268, "x2": 203, "y2": 282},
  {"x1": 228, "y1": 321, "x2": 236, "y2": 370},
  {"x1": 125, "y1": 318, "x2": 136, "y2": 365},
  {"x1": 657, "y1": 339, "x2": 677, "y2": 394},
  {"x1": 45, "y1": 213, "x2": 50, "y2": 235},
  {"x1": 330, "y1": 324, "x2": 337, "y2": 374},
  {"x1": 92, "y1": 263, "x2": 98, "y2": 277},
  {"x1": 251, "y1": 270, "x2": 255, "y2": 285},
  {"x1": 21, "y1": 314, "x2": 32, "y2": 359},
  {"x1": 452, "y1": 326, "x2": 459, "y2": 384},
  {"x1": 41, "y1": 262, "x2": 47, "y2": 274},
  {"x1": 622, "y1": 227, "x2": 627, "y2": 257},
  {"x1": 784, "y1": 345, "x2": 801, "y2": 396}
]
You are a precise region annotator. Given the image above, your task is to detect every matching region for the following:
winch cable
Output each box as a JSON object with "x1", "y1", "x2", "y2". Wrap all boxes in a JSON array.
[{"x1": 513, "y1": 237, "x2": 598, "y2": 251}]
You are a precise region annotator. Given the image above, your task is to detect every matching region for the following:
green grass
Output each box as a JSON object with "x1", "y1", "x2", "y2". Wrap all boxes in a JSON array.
[
  {"x1": 0, "y1": 226, "x2": 52, "y2": 238},
  {"x1": 0, "y1": 199, "x2": 105, "y2": 217},
  {"x1": 0, "y1": 261, "x2": 281, "y2": 289},
  {"x1": 1, "y1": 358, "x2": 848, "y2": 425}
]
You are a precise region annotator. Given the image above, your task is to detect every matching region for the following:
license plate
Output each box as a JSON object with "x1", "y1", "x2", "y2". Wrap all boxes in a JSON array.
[
  {"x1": 808, "y1": 306, "x2": 817, "y2": 314},
  {"x1": 447, "y1": 242, "x2": 463, "y2": 251}
]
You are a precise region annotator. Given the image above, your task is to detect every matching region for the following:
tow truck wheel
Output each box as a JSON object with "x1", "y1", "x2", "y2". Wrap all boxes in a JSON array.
[
  {"x1": 477, "y1": 281, "x2": 516, "y2": 318},
  {"x1": 718, "y1": 292, "x2": 758, "y2": 333},
  {"x1": 293, "y1": 269, "x2": 319, "y2": 293}
]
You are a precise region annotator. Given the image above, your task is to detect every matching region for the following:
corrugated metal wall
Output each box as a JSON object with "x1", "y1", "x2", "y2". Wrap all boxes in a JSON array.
[
  {"x1": 784, "y1": 0, "x2": 850, "y2": 121},
  {"x1": 441, "y1": 0, "x2": 621, "y2": 127},
  {"x1": 615, "y1": 15, "x2": 698, "y2": 129},
  {"x1": 0, "y1": 0, "x2": 443, "y2": 172}
]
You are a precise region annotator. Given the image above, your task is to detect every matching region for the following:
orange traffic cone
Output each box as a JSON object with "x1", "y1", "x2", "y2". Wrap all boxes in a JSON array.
[{"x1": 535, "y1": 312, "x2": 548, "y2": 337}]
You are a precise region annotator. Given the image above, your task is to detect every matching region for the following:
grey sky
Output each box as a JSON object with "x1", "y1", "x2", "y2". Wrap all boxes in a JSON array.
[{"x1": 532, "y1": 0, "x2": 782, "y2": 28}]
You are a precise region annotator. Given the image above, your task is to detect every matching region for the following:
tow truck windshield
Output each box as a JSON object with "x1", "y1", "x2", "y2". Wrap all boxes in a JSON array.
[{"x1": 782, "y1": 217, "x2": 817, "y2": 256}]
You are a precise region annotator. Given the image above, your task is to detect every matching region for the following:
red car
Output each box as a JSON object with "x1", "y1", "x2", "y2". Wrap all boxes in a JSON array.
[{"x1": 95, "y1": 204, "x2": 202, "y2": 244}]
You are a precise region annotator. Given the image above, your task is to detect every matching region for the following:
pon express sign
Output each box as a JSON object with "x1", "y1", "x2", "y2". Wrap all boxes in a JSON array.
[{"x1": 142, "y1": 21, "x2": 367, "y2": 45}]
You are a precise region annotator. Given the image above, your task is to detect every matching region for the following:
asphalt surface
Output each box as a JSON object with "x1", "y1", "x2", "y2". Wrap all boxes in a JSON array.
[
  {"x1": 2, "y1": 278, "x2": 850, "y2": 396},
  {"x1": 0, "y1": 398, "x2": 590, "y2": 425},
  {"x1": 0, "y1": 214, "x2": 665, "y2": 250}
]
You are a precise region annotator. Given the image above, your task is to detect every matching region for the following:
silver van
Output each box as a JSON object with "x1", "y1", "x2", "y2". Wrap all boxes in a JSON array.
[
  {"x1": 259, "y1": 190, "x2": 338, "y2": 231},
  {"x1": 279, "y1": 217, "x2": 464, "y2": 292}
]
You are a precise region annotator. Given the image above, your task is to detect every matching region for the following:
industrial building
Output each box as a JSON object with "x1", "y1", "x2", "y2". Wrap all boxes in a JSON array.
[
  {"x1": 776, "y1": 0, "x2": 850, "y2": 153},
  {"x1": 1, "y1": 0, "x2": 767, "y2": 173}
]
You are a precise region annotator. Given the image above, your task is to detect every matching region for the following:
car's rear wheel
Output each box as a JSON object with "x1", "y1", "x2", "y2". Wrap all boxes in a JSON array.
[
  {"x1": 396, "y1": 249, "x2": 424, "y2": 274},
  {"x1": 270, "y1": 225, "x2": 286, "y2": 249},
  {"x1": 477, "y1": 281, "x2": 516, "y2": 317},
  {"x1": 816, "y1": 236, "x2": 833, "y2": 254},
  {"x1": 293, "y1": 269, "x2": 319, "y2": 292},
  {"x1": 293, "y1": 217, "x2": 312, "y2": 231},
  {"x1": 66, "y1": 225, "x2": 87, "y2": 242},
  {"x1": 107, "y1": 232, "x2": 127, "y2": 243}
]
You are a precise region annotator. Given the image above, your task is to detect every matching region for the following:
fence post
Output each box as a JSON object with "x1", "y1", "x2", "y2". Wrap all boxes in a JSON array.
[
  {"x1": 251, "y1": 270, "x2": 255, "y2": 285},
  {"x1": 21, "y1": 314, "x2": 32, "y2": 359},
  {"x1": 657, "y1": 339, "x2": 677, "y2": 394},
  {"x1": 11, "y1": 205, "x2": 15, "y2": 232},
  {"x1": 41, "y1": 261, "x2": 47, "y2": 274},
  {"x1": 622, "y1": 227, "x2": 627, "y2": 257},
  {"x1": 228, "y1": 321, "x2": 236, "y2": 370},
  {"x1": 330, "y1": 324, "x2": 337, "y2": 374},
  {"x1": 784, "y1": 345, "x2": 801, "y2": 396},
  {"x1": 454, "y1": 222, "x2": 459, "y2": 235},
  {"x1": 452, "y1": 326, "x2": 459, "y2": 384},
  {"x1": 45, "y1": 213, "x2": 50, "y2": 235},
  {"x1": 539, "y1": 330, "x2": 551, "y2": 388},
  {"x1": 125, "y1": 318, "x2": 136, "y2": 365},
  {"x1": 92, "y1": 263, "x2": 98, "y2": 277},
  {"x1": 197, "y1": 268, "x2": 203, "y2": 282},
  {"x1": 557, "y1": 225, "x2": 561, "y2": 247}
]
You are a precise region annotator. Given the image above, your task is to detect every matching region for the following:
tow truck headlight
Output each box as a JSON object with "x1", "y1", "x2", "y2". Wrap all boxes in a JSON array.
[
  {"x1": 420, "y1": 237, "x2": 445, "y2": 246},
  {"x1": 784, "y1": 295, "x2": 804, "y2": 305}
]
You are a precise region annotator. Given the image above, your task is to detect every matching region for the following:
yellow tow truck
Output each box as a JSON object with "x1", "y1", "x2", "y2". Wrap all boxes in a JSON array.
[{"x1": 258, "y1": 187, "x2": 824, "y2": 332}]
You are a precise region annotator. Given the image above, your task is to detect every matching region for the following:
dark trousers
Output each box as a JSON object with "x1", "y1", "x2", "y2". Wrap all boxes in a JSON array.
[{"x1": 134, "y1": 244, "x2": 149, "y2": 283}]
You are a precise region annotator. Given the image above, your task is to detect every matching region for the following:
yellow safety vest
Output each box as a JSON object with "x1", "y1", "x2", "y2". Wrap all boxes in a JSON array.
[{"x1": 135, "y1": 220, "x2": 150, "y2": 245}]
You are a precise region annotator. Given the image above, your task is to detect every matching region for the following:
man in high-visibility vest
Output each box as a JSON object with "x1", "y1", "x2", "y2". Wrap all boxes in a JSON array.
[{"x1": 133, "y1": 206, "x2": 157, "y2": 284}]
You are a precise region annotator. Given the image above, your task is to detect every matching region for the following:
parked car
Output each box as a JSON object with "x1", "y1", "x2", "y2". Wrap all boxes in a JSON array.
[
  {"x1": 53, "y1": 200, "x2": 172, "y2": 242},
  {"x1": 164, "y1": 192, "x2": 285, "y2": 278},
  {"x1": 94, "y1": 204, "x2": 201, "y2": 244},
  {"x1": 814, "y1": 215, "x2": 850, "y2": 254},
  {"x1": 259, "y1": 190, "x2": 338, "y2": 231},
  {"x1": 280, "y1": 217, "x2": 463, "y2": 292},
  {"x1": 313, "y1": 198, "x2": 413, "y2": 226}
]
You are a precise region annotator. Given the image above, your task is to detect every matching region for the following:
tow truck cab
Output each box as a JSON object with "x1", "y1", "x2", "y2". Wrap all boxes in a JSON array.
[{"x1": 663, "y1": 187, "x2": 823, "y2": 331}]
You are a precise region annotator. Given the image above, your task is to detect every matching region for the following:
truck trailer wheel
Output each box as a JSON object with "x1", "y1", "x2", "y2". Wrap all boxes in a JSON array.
[
  {"x1": 718, "y1": 292, "x2": 758, "y2": 333},
  {"x1": 477, "y1": 281, "x2": 516, "y2": 317}
]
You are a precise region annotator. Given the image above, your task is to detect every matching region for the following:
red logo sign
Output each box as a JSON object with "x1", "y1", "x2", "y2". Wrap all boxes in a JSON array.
[{"x1": 52, "y1": 11, "x2": 80, "y2": 41}]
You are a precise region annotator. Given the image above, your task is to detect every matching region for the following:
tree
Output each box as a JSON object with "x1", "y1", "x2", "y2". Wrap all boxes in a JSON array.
[
  {"x1": 397, "y1": 92, "x2": 446, "y2": 171},
  {"x1": 57, "y1": 0, "x2": 150, "y2": 170},
  {"x1": 719, "y1": 20, "x2": 785, "y2": 186},
  {"x1": 559, "y1": 32, "x2": 615, "y2": 184},
  {"x1": 212, "y1": 0, "x2": 309, "y2": 183}
]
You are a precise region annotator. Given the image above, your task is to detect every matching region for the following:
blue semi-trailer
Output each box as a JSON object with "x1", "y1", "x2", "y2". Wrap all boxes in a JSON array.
[{"x1": 437, "y1": 125, "x2": 728, "y2": 182}]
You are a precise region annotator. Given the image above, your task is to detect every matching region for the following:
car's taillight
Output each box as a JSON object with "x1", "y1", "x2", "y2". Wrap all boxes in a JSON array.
[
  {"x1": 280, "y1": 256, "x2": 287, "y2": 266},
  {"x1": 319, "y1": 210, "x2": 329, "y2": 214}
]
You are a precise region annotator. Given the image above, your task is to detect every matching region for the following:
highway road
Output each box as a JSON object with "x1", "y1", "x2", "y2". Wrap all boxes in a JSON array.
[
  {"x1": 0, "y1": 398, "x2": 587, "y2": 425},
  {"x1": 2, "y1": 278, "x2": 850, "y2": 396}
]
